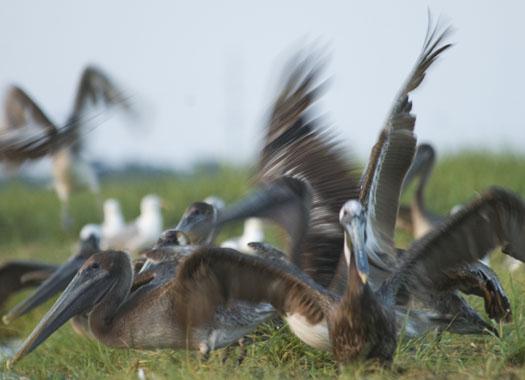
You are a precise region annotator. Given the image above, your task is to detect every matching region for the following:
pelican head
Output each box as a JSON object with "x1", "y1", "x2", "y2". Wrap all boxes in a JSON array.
[
  {"x1": 8, "y1": 251, "x2": 132, "y2": 367},
  {"x1": 156, "y1": 229, "x2": 190, "y2": 248},
  {"x1": 3, "y1": 225, "x2": 101, "y2": 325},
  {"x1": 176, "y1": 202, "x2": 218, "y2": 245},
  {"x1": 339, "y1": 200, "x2": 369, "y2": 284}
]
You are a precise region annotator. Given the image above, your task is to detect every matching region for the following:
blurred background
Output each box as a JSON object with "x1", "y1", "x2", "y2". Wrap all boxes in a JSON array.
[{"x1": 0, "y1": 0, "x2": 523, "y2": 174}]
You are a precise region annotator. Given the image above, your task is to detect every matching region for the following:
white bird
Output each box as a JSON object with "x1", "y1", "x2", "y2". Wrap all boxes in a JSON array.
[
  {"x1": 0, "y1": 66, "x2": 134, "y2": 229},
  {"x1": 202, "y1": 196, "x2": 266, "y2": 253},
  {"x1": 103, "y1": 194, "x2": 164, "y2": 255},
  {"x1": 221, "y1": 218, "x2": 265, "y2": 254},
  {"x1": 100, "y1": 198, "x2": 126, "y2": 248}
]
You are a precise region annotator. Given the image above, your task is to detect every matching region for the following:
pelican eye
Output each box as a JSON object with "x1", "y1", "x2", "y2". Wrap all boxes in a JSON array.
[{"x1": 90, "y1": 262, "x2": 100, "y2": 270}]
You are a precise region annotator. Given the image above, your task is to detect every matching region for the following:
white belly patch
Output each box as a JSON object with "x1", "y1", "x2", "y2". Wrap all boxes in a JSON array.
[{"x1": 285, "y1": 313, "x2": 331, "y2": 350}]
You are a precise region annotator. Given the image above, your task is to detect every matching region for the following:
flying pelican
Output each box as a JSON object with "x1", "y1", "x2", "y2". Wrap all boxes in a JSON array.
[
  {"x1": 102, "y1": 194, "x2": 164, "y2": 254},
  {"x1": 0, "y1": 66, "x2": 134, "y2": 228},
  {"x1": 2, "y1": 224, "x2": 101, "y2": 324}
]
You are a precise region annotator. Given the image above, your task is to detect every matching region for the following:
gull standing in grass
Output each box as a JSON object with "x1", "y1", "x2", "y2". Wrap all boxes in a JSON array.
[
  {"x1": 0, "y1": 66, "x2": 135, "y2": 228},
  {"x1": 103, "y1": 194, "x2": 164, "y2": 254}
]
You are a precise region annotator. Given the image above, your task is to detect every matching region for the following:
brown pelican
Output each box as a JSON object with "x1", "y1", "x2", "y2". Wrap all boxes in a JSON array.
[
  {"x1": 102, "y1": 195, "x2": 164, "y2": 254},
  {"x1": 0, "y1": 261, "x2": 56, "y2": 311},
  {"x1": 2, "y1": 225, "x2": 101, "y2": 324},
  {"x1": 397, "y1": 143, "x2": 442, "y2": 238},
  {"x1": 0, "y1": 66, "x2": 133, "y2": 228},
  {"x1": 397, "y1": 143, "x2": 498, "y2": 267},
  {"x1": 90, "y1": 186, "x2": 523, "y2": 366},
  {"x1": 8, "y1": 248, "x2": 277, "y2": 366}
]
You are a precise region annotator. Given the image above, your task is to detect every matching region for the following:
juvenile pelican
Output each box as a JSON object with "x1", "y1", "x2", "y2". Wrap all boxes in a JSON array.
[
  {"x1": 0, "y1": 66, "x2": 134, "y2": 228},
  {"x1": 2, "y1": 224, "x2": 101, "y2": 324},
  {"x1": 116, "y1": 186, "x2": 525, "y2": 366},
  {"x1": 397, "y1": 143, "x2": 442, "y2": 238}
]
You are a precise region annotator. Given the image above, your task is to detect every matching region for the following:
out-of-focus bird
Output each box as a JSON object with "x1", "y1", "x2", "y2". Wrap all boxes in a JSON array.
[
  {"x1": 0, "y1": 65, "x2": 134, "y2": 228},
  {"x1": 100, "y1": 198, "x2": 125, "y2": 245},
  {"x1": 220, "y1": 218, "x2": 265, "y2": 254},
  {"x1": 103, "y1": 194, "x2": 164, "y2": 254}
]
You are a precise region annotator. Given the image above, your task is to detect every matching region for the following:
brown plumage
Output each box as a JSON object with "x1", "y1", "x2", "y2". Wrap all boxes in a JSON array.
[
  {"x1": 10, "y1": 187, "x2": 525, "y2": 366},
  {"x1": 0, "y1": 261, "x2": 56, "y2": 310},
  {"x1": 167, "y1": 187, "x2": 525, "y2": 365},
  {"x1": 396, "y1": 143, "x2": 441, "y2": 238},
  {"x1": 251, "y1": 53, "x2": 361, "y2": 288},
  {"x1": 0, "y1": 65, "x2": 134, "y2": 227}
]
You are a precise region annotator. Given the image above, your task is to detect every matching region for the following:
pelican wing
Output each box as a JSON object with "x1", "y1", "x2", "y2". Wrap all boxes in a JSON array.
[
  {"x1": 71, "y1": 65, "x2": 132, "y2": 118},
  {"x1": 383, "y1": 187, "x2": 525, "y2": 304},
  {"x1": 4, "y1": 86, "x2": 56, "y2": 133},
  {"x1": 0, "y1": 86, "x2": 60, "y2": 162},
  {"x1": 0, "y1": 261, "x2": 57, "y2": 307},
  {"x1": 360, "y1": 21, "x2": 452, "y2": 262},
  {"x1": 257, "y1": 53, "x2": 361, "y2": 287},
  {"x1": 172, "y1": 247, "x2": 335, "y2": 329},
  {"x1": 66, "y1": 65, "x2": 134, "y2": 153}
]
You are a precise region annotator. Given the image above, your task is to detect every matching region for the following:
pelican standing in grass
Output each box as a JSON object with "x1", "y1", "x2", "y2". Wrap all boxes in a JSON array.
[
  {"x1": 0, "y1": 66, "x2": 134, "y2": 228},
  {"x1": 397, "y1": 143, "x2": 499, "y2": 267},
  {"x1": 397, "y1": 143, "x2": 441, "y2": 238},
  {"x1": 109, "y1": 186, "x2": 525, "y2": 366}
]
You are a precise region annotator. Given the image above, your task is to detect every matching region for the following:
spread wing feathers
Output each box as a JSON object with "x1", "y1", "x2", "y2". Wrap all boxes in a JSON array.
[
  {"x1": 70, "y1": 65, "x2": 132, "y2": 119},
  {"x1": 217, "y1": 176, "x2": 312, "y2": 264},
  {"x1": 443, "y1": 262, "x2": 511, "y2": 322},
  {"x1": 262, "y1": 53, "x2": 327, "y2": 149},
  {"x1": 67, "y1": 65, "x2": 133, "y2": 153},
  {"x1": 0, "y1": 261, "x2": 57, "y2": 308},
  {"x1": 383, "y1": 187, "x2": 525, "y2": 304},
  {"x1": 172, "y1": 247, "x2": 335, "y2": 328},
  {"x1": 0, "y1": 86, "x2": 61, "y2": 163},
  {"x1": 257, "y1": 54, "x2": 360, "y2": 287},
  {"x1": 359, "y1": 21, "x2": 453, "y2": 262},
  {"x1": 4, "y1": 86, "x2": 56, "y2": 133}
]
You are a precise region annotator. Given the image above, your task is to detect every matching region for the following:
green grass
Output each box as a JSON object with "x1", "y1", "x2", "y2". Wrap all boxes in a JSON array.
[{"x1": 1, "y1": 152, "x2": 525, "y2": 379}]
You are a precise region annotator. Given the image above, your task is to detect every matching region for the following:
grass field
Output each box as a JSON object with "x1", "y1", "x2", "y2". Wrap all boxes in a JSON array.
[{"x1": 1, "y1": 152, "x2": 525, "y2": 379}]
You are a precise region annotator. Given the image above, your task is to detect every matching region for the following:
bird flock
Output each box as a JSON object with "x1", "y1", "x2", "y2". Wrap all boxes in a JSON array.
[{"x1": 1, "y1": 17, "x2": 525, "y2": 370}]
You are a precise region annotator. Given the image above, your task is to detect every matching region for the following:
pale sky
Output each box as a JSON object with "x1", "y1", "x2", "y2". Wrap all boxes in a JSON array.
[{"x1": 0, "y1": 1, "x2": 523, "y2": 169}]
